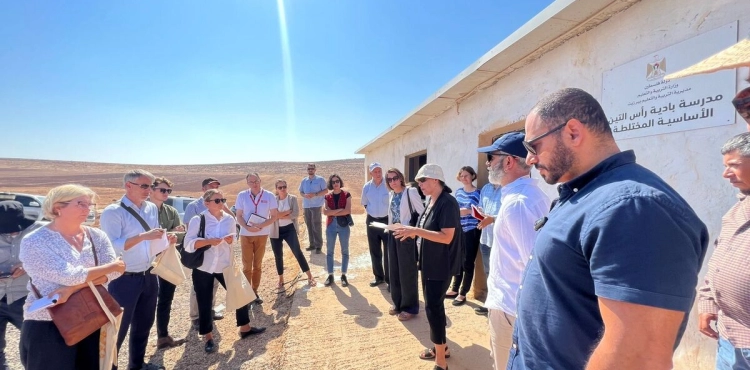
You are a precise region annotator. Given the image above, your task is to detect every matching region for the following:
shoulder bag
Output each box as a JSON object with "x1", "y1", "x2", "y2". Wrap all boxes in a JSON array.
[
  {"x1": 177, "y1": 214, "x2": 207, "y2": 269},
  {"x1": 406, "y1": 188, "x2": 420, "y2": 227},
  {"x1": 31, "y1": 228, "x2": 123, "y2": 346}
]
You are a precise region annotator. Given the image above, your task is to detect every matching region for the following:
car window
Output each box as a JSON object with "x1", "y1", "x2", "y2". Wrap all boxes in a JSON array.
[
  {"x1": 15, "y1": 196, "x2": 40, "y2": 207},
  {"x1": 166, "y1": 198, "x2": 174, "y2": 207}
]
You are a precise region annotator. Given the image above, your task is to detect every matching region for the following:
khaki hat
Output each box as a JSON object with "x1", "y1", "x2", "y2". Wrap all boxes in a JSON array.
[
  {"x1": 665, "y1": 38, "x2": 750, "y2": 79},
  {"x1": 415, "y1": 164, "x2": 445, "y2": 182}
]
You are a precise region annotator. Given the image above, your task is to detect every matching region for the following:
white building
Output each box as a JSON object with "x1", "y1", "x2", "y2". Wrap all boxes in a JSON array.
[{"x1": 356, "y1": 0, "x2": 750, "y2": 368}]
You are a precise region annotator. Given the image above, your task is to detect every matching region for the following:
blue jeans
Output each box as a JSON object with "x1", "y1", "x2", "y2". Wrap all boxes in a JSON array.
[
  {"x1": 480, "y1": 243, "x2": 491, "y2": 278},
  {"x1": 717, "y1": 337, "x2": 750, "y2": 370},
  {"x1": 326, "y1": 222, "x2": 350, "y2": 274}
]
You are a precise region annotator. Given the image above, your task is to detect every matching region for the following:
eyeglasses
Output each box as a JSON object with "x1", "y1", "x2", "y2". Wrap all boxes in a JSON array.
[
  {"x1": 733, "y1": 88, "x2": 750, "y2": 119},
  {"x1": 128, "y1": 181, "x2": 151, "y2": 190},
  {"x1": 276, "y1": 186, "x2": 287, "y2": 190},
  {"x1": 152, "y1": 188, "x2": 172, "y2": 194},
  {"x1": 60, "y1": 201, "x2": 96, "y2": 210},
  {"x1": 247, "y1": 180, "x2": 260, "y2": 184},
  {"x1": 522, "y1": 121, "x2": 568, "y2": 155},
  {"x1": 207, "y1": 198, "x2": 227, "y2": 204},
  {"x1": 386, "y1": 176, "x2": 400, "y2": 182},
  {"x1": 307, "y1": 168, "x2": 316, "y2": 171}
]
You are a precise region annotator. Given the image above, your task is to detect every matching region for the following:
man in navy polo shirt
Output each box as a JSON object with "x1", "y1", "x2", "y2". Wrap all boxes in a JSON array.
[{"x1": 510, "y1": 88, "x2": 709, "y2": 369}]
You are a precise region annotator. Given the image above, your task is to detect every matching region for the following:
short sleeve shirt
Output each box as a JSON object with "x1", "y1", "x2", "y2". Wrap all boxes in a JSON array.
[
  {"x1": 509, "y1": 150, "x2": 709, "y2": 370},
  {"x1": 236, "y1": 189, "x2": 278, "y2": 236},
  {"x1": 417, "y1": 190, "x2": 463, "y2": 280}
]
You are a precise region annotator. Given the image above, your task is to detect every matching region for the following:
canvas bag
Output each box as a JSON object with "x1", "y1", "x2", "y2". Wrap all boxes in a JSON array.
[
  {"x1": 151, "y1": 242, "x2": 186, "y2": 285},
  {"x1": 405, "y1": 188, "x2": 420, "y2": 227},
  {"x1": 93, "y1": 281, "x2": 122, "y2": 370},
  {"x1": 223, "y1": 257, "x2": 257, "y2": 311}
]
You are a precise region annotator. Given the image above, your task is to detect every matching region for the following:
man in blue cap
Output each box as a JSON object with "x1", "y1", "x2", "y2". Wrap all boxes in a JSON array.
[
  {"x1": 0, "y1": 201, "x2": 42, "y2": 370},
  {"x1": 476, "y1": 132, "x2": 550, "y2": 370}
]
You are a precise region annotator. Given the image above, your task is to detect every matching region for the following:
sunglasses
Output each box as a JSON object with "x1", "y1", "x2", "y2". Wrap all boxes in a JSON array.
[
  {"x1": 416, "y1": 178, "x2": 429, "y2": 183},
  {"x1": 486, "y1": 152, "x2": 512, "y2": 162},
  {"x1": 207, "y1": 198, "x2": 227, "y2": 204},
  {"x1": 332, "y1": 180, "x2": 341, "y2": 184},
  {"x1": 386, "y1": 176, "x2": 400, "y2": 182},
  {"x1": 152, "y1": 187, "x2": 173, "y2": 194},
  {"x1": 277, "y1": 186, "x2": 287, "y2": 190},
  {"x1": 733, "y1": 88, "x2": 750, "y2": 119},
  {"x1": 128, "y1": 181, "x2": 151, "y2": 190},
  {"x1": 522, "y1": 121, "x2": 568, "y2": 155}
]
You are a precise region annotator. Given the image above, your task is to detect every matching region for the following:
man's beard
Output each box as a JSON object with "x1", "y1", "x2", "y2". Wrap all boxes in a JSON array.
[
  {"x1": 536, "y1": 138, "x2": 574, "y2": 185},
  {"x1": 488, "y1": 163, "x2": 506, "y2": 185}
]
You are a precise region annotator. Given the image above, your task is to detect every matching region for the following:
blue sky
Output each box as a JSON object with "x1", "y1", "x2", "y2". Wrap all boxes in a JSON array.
[{"x1": 1, "y1": 1, "x2": 553, "y2": 165}]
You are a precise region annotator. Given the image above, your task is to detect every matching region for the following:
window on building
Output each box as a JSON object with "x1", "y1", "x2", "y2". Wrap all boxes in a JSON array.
[{"x1": 405, "y1": 151, "x2": 427, "y2": 183}]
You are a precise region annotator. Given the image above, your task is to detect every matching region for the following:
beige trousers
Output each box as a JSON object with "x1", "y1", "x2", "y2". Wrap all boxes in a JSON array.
[{"x1": 488, "y1": 309, "x2": 516, "y2": 370}]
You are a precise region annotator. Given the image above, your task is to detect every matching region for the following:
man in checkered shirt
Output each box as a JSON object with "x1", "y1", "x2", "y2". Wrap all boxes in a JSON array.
[{"x1": 699, "y1": 131, "x2": 750, "y2": 369}]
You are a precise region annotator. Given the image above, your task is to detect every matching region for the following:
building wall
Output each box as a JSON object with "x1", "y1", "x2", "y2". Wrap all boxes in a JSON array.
[{"x1": 364, "y1": 0, "x2": 750, "y2": 368}]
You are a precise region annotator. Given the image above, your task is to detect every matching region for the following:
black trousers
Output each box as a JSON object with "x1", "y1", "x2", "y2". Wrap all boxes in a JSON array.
[
  {"x1": 0, "y1": 296, "x2": 24, "y2": 360},
  {"x1": 270, "y1": 224, "x2": 311, "y2": 275},
  {"x1": 108, "y1": 272, "x2": 158, "y2": 370},
  {"x1": 388, "y1": 234, "x2": 419, "y2": 314},
  {"x1": 156, "y1": 276, "x2": 176, "y2": 338},
  {"x1": 450, "y1": 228, "x2": 481, "y2": 296},
  {"x1": 20, "y1": 320, "x2": 100, "y2": 370},
  {"x1": 366, "y1": 215, "x2": 389, "y2": 283},
  {"x1": 423, "y1": 278, "x2": 451, "y2": 345},
  {"x1": 192, "y1": 268, "x2": 250, "y2": 336}
]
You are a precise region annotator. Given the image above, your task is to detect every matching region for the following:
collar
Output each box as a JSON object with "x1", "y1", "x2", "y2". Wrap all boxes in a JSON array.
[
  {"x1": 501, "y1": 177, "x2": 536, "y2": 196},
  {"x1": 557, "y1": 150, "x2": 636, "y2": 201},
  {"x1": 121, "y1": 195, "x2": 143, "y2": 210}
]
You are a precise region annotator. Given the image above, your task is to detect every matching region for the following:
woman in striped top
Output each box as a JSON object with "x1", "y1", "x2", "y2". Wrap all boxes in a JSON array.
[{"x1": 447, "y1": 166, "x2": 481, "y2": 306}]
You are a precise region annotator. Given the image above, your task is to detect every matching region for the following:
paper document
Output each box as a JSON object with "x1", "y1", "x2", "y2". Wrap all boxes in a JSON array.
[
  {"x1": 246, "y1": 213, "x2": 267, "y2": 226},
  {"x1": 149, "y1": 233, "x2": 170, "y2": 258},
  {"x1": 471, "y1": 205, "x2": 485, "y2": 221},
  {"x1": 28, "y1": 294, "x2": 60, "y2": 313},
  {"x1": 369, "y1": 221, "x2": 401, "y2": 231}
]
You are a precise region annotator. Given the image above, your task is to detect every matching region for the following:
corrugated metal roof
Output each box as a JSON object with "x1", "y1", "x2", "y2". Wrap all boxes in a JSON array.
[{"x1": 356, "y1": 0, "x2": 640, "y2": 154}]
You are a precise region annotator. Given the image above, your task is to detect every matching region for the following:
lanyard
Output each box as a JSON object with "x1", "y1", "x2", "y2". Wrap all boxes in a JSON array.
[{"x1": 249, "y1": 191, "x2": 263, "y2": 214}]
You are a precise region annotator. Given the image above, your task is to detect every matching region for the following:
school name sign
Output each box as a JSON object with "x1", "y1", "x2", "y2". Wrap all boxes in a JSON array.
[{"x1": 602, "y1": 22, "x2": 737, "y2": 140}]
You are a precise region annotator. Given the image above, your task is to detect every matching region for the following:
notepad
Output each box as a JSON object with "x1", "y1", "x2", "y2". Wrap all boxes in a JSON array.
[
  {"x1": 471, "y1": 204, "x2": 485, "y2": 221},
  {"x1": 246, "y1": 213, "x2": 267, "y2": 226}
]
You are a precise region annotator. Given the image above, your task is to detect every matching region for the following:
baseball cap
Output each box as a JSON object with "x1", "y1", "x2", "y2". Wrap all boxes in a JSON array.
[
  {"x1": 369, "y1": 162, "x2": 382, "y2": 172},
  {"x1": 201, "y1": 178, "x2": 220, "y2": 187},
  {"x1": 477, "y1": 132, "x2": 528, "y2": 158}
]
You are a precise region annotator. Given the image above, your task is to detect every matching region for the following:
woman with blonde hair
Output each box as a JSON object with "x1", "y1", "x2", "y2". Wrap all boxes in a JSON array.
[
  {"x1": 184, "y1": 189, "x2": 265, "y2": 353},
  {"x1": 19, "y1": 184, "x2": 125, "y2": 370},
  {"x1": 270, "y1": 180, "x2": 315, "y2": 292}
]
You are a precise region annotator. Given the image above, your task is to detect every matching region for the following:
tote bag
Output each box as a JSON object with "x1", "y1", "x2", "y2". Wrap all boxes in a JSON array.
[
  {"x1": 151, "y1": 243, "x2": 186, "y2": 285},
  {"x1": 223, "y1": 258, "x2": 257, "y2": 311}
]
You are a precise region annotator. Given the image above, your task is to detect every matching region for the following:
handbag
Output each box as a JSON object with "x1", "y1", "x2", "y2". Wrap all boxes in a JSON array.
[
  {"x1": 223, "y1": 257, "x2": 257, "y2": 311},
  {"x1": 337, "y1": 215, "x2": 354, "y2": 227},
  {"x1": 30, "y1": 228, "x2": 123, "y2": 346},
  {"x1": 406, "y1": 188, "x2": 420, "y2": 227},
  {"x1": 151, "y1": 242, "x2": 186, "y2": 285},
  {"x1": 177, "y1": 214, "x2": 207, "y2": 269}
]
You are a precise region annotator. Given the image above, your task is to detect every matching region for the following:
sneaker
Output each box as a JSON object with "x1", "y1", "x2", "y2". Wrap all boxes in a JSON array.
[
  {"x1": 324, "y1": 274, "x2": 334, "y2": 286},
  {"x1": 341, "y1": 275, "x2": 349, "y2": 287}
]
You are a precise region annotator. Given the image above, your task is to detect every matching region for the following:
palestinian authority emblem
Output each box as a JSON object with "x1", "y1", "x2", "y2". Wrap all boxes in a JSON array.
[{"x1": 646, "y1": 55, "x2": 667, "y2": 81}]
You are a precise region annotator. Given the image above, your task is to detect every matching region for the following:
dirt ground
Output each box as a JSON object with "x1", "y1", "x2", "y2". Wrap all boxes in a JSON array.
[{"x1": 0, "y1": 158, "x2": 492, "y2": 370}]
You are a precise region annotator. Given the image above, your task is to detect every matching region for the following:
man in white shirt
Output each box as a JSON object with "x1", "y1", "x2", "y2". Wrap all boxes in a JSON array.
[
  {"x1": 235, "y1": 173, "x2": 278, "y2": 304},
  {"x1": 361, "y1": 162, "x2": 390, "y2": 288},
  {"x1": 477, "y1": 133, "x2": 550, "y2": 370}
]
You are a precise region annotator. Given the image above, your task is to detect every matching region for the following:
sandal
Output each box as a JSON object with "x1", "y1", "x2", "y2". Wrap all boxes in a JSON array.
[
  {"x1": 397, "y1": 312, "x2": 415, "y2": 321},
  {"x1": 388, "y1": 306, "x2": 399, "y2": 315},
  {"x1": 307, "y1": 277, "x2": 317, "y2": 287},
  {"x1": 419, "y1": 346, "x2": 451, "y2": 360},
  {"x1": 277, "y1": 282, "x2": 285, "y2": 293}
]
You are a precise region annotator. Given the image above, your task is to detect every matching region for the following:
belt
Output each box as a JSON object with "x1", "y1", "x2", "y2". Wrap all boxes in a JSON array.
[{"x1": 123, "y1": 267, "x2": 153, "y2": 276}]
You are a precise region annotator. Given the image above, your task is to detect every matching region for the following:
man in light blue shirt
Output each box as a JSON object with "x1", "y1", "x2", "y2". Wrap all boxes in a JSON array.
[
  {"x1": 474, "y1": 178, "x2": 502, "y2": 316},
  {"x1": 100, "y1": 169, "x2": 174, "y2": 370},
  {"x1": 298, "y1": 163, "x2": 328, "y2": 253},
  {"x1": 361, "y1": 162, "x2": 390, "y2": 288}
]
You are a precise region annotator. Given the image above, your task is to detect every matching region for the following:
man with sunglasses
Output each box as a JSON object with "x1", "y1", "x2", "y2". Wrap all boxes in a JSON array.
[
  {"x1": 101, "y1": 169, "x2": 176, "y2": 370},
  {"x1": 476, "y1": 132, "x2": 550, "y2": 370},
  {"x1": 148, "y1": 177, "x2": 187, "y2": 350},
  {"x1": 0, "y1": 201, "x2": 42, "y2": 370},
  {"x1": 509, "y1": 88, "x2": 709, "y2": 370}
]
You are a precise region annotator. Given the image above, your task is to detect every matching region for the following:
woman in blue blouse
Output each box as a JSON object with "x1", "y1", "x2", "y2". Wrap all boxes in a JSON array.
[{"x1": 446, "y1": 166, "x2": 481, "y2": 306}]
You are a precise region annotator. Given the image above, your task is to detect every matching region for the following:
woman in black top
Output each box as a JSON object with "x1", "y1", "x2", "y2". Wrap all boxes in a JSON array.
[{"x1": 394, "y1": 164, "x2": 462, "y2": 370}]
